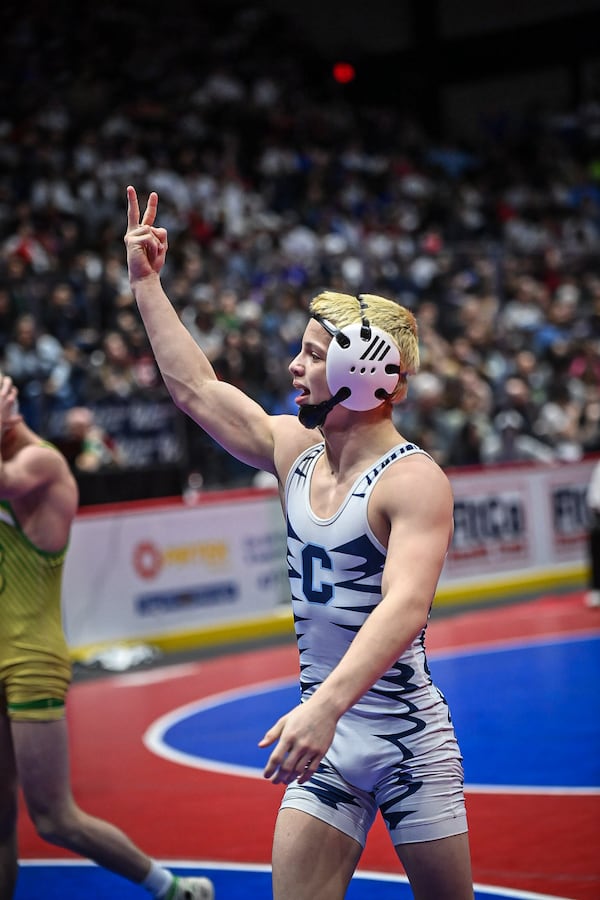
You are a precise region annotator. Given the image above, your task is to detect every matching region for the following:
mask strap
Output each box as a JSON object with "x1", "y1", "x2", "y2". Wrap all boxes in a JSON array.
[
  {"x1": 357, "y1": 294, "x2": 371, "y2": 340},
  {"x1": 311, "y1": 314, "x2": 350, "y2": 349}
]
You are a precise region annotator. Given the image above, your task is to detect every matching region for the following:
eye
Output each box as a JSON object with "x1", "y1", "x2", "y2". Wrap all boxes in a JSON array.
[{"x1": 310, "y1": 352, "x2": 321, "y2": 361}]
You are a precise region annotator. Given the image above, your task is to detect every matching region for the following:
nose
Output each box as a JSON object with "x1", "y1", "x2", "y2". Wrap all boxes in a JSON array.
[{"x1": 289, "y1": 354, "x2": 303, "y2": 376}]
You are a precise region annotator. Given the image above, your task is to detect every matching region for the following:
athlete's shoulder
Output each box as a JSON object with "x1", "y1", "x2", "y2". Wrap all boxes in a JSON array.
[
  {"x1": 388, "y1": 445, "x2": 450, "y2": 484},
  {"x1": 10, "y1": 439, "x2": 77, "y2": 501},
  {"x1": 19, "y1": 439, "x2": 70, "y2": 473}
]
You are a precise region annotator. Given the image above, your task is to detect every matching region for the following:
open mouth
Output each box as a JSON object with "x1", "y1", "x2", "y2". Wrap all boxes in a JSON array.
[{"x1": 293, "y1": 383, "x2": 310, "y2": 404}]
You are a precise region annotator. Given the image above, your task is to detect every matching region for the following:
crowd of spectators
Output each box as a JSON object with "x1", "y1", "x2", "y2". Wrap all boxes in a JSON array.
[{"x1": 1, "y1": 2, "x2": 600, "y2": 490}]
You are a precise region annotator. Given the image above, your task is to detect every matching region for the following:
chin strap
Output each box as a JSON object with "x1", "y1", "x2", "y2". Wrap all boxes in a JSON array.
[{"x1": 298, "y1": 387, "x2": 351, "y2": 430}]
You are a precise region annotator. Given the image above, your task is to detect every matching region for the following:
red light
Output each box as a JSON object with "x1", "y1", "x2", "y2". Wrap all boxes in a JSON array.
[{"x1": 333, "y1": 62, "x2": 355, "y2": 84}]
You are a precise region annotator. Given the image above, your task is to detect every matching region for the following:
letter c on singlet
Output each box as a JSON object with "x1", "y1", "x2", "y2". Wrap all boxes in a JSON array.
[{"x1": 302, "y1": 544, "x2": 333, "y2": 603}]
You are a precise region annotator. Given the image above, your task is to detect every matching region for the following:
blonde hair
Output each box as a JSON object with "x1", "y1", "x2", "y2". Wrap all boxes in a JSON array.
[{"x1": 309, "y1": 291, "x2": 420, "y2": 379}]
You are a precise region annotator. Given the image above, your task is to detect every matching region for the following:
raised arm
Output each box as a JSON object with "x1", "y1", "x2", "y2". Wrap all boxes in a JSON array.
[{"x1": 124, "y1": 186, "x2": 278, "y2": 473}]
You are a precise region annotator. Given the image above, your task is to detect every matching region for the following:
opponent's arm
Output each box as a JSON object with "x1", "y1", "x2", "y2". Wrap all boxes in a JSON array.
[
  {"x1": 125, "y1": 186, "x2": 278, "y2": 473},
  {"x1": 0, "y1": 441, "x2": 62, "y2": 499},
  {"x1": 260, "y1": 456, "x2": 454, "y2": 783}
]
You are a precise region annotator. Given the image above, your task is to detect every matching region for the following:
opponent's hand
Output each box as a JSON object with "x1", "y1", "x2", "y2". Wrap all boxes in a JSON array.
[
  {"x1": 0, "y1": 375, "x2": 22, "y2": 433},
  {"x1": 258, "y1": 700, "x2": 336, "y2": 785},
  {"x1": 124, "y1": 186, "x2": 168, "y2": 283}
]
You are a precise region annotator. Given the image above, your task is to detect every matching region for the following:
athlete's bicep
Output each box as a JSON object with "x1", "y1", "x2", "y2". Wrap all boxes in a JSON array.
[{"x1": 380, "y1": 463, "x2": 454, "y2": 611}]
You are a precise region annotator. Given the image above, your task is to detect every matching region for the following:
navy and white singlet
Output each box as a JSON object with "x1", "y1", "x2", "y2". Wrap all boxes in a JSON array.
[{"x1": 280, "y1": 441, "x2": 468, "y2": 846}]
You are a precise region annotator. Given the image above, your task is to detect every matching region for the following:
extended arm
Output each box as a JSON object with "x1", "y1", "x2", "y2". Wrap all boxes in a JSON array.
[{"x1": 124, "y1": 186, "x2": 279, "y2": 473}]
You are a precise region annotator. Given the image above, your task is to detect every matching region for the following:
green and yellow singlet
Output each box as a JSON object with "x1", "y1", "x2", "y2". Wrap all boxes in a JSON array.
[{"x1": 0, "y1": 499, "x2": 72, "y2": 720}]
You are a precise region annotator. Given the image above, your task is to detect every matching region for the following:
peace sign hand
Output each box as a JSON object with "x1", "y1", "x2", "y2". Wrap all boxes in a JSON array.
[{"x1": 124, "y1": 185, "x2": 168, "y2": 283}]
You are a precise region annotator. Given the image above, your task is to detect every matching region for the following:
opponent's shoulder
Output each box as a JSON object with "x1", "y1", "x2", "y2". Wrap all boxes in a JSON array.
[
  {"x1": 21, "y1": 439, "x2": 70, "y2": 471},
  {"x1": 10, "y1": 439, "x2": 76, "y2": 494}
]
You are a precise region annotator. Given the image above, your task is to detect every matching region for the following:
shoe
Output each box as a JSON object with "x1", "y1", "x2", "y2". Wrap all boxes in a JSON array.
[
  {"x1": 585, "y1": 590, "x2": 600, "y2": 608},
  {"x1": 167, "y1": 875, "x2": 215, "y2": 900}
]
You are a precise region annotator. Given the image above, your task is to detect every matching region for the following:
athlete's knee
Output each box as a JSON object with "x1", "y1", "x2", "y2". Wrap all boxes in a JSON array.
[{"x1": 29, "y1": 803, "x2": 82, "y2": 848}]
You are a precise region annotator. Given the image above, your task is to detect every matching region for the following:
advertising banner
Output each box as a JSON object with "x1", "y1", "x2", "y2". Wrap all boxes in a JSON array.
[
  {"x1": 63, "y1": 493, "x2": 288, "y2": 650},
  {"x1": 63, "y1": 458, "x2": 597, "y2": 653},
  {"x1": 440, "y1": 458, "x2": 595, "y2": 590}
]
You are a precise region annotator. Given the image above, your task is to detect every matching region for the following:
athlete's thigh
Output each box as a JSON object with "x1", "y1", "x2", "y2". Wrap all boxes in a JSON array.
[
  {"x1": 272, "y1": 808, "x2": 362, "y2": 900},
  {"x1": 11, "y1": 717, "x2": 73, "y2": 814},
  {"x1": 395, "y1": 832, "x2": 474, "y2": 900}
]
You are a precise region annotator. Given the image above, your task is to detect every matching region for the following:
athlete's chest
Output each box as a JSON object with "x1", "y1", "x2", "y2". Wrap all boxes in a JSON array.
[
  {"x1": 308, "y1": 472, "x2": 359, "y2": 519},
  {"x1": 306, "y1": 452, "x2": 382, "y2": 520}
]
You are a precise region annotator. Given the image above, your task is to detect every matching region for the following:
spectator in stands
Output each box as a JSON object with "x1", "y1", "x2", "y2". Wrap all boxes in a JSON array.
[
  {"x1": 2, "y1": 313, "x2": 75, "y2": 433},
  {"x1": 498, "y1": 274, "x2": 548, "y2": 339},
  {"x1": 84, "y1": 330, "x2": 138, "y2": 401},
  {"x1": 42, "y1": 281, "x2": 89, "y2": 347},
  {"x1": 533, "y1": 382, "x2": 584, "y2": 461},
  {"x1": 480, "y1": 410, "x2": 556, "y2": 464},
  {"x1": 1, "y1": 2, "x2": 600, "y2": 489},
  {"x1": 446, "y1": 417, "x2": 486, "y2": 468},
  {"x1": 61, "y1": 405, "x2": 124, "y2": 472}
]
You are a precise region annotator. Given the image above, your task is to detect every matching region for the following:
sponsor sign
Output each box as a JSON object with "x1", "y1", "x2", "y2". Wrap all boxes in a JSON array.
[{"x1": 63, "y1": 460, "x2": 597, "y2": 651}]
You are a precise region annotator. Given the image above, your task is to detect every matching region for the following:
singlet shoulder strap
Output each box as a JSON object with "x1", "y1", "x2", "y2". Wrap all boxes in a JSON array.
[
  {"x1": 352, "y1": 441, "x2": 430, "y2": 498},
  {"x1": 285, "y1": 442, "x2": 324, "y2": 497}
]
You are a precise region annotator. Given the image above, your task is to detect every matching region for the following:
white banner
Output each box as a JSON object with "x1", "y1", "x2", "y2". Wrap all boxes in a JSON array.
[
  {"x1": 439, "y1": 458, "x2": 594, "y2": 595},
  {"x1": 62, "y1": 459, "x2": 597, "y2": 653},
  {"x1": 63, "y1": 492, "x2": 288, "y2": 652}
]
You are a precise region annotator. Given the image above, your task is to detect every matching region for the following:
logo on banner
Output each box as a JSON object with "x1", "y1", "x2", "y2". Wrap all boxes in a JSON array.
[
  {"x1": 448, "y1": 492, "x2": 529, "y2": 570},
  {"x1": 135, "y1": 582, "x2": 238, "y2": 615},
  {"x1": 132, "y1": 539, "x2": 229, "y2": 580},
  {"x1": 552, "y1": 484, "x2": 589, "y2": 556},
  {"x1": 134, "y1": 541, "x2": 163, "y2": 579}
]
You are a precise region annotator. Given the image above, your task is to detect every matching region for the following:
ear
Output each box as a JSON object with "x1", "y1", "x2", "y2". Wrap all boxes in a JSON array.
[{"x1": 390, "y1": 376, "x2": 409, "y2": 404}]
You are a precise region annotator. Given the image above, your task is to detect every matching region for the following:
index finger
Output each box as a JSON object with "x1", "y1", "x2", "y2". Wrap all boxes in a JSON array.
[{"x1": 126, "y1": 185, "x2": 141, "y2": 230}]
